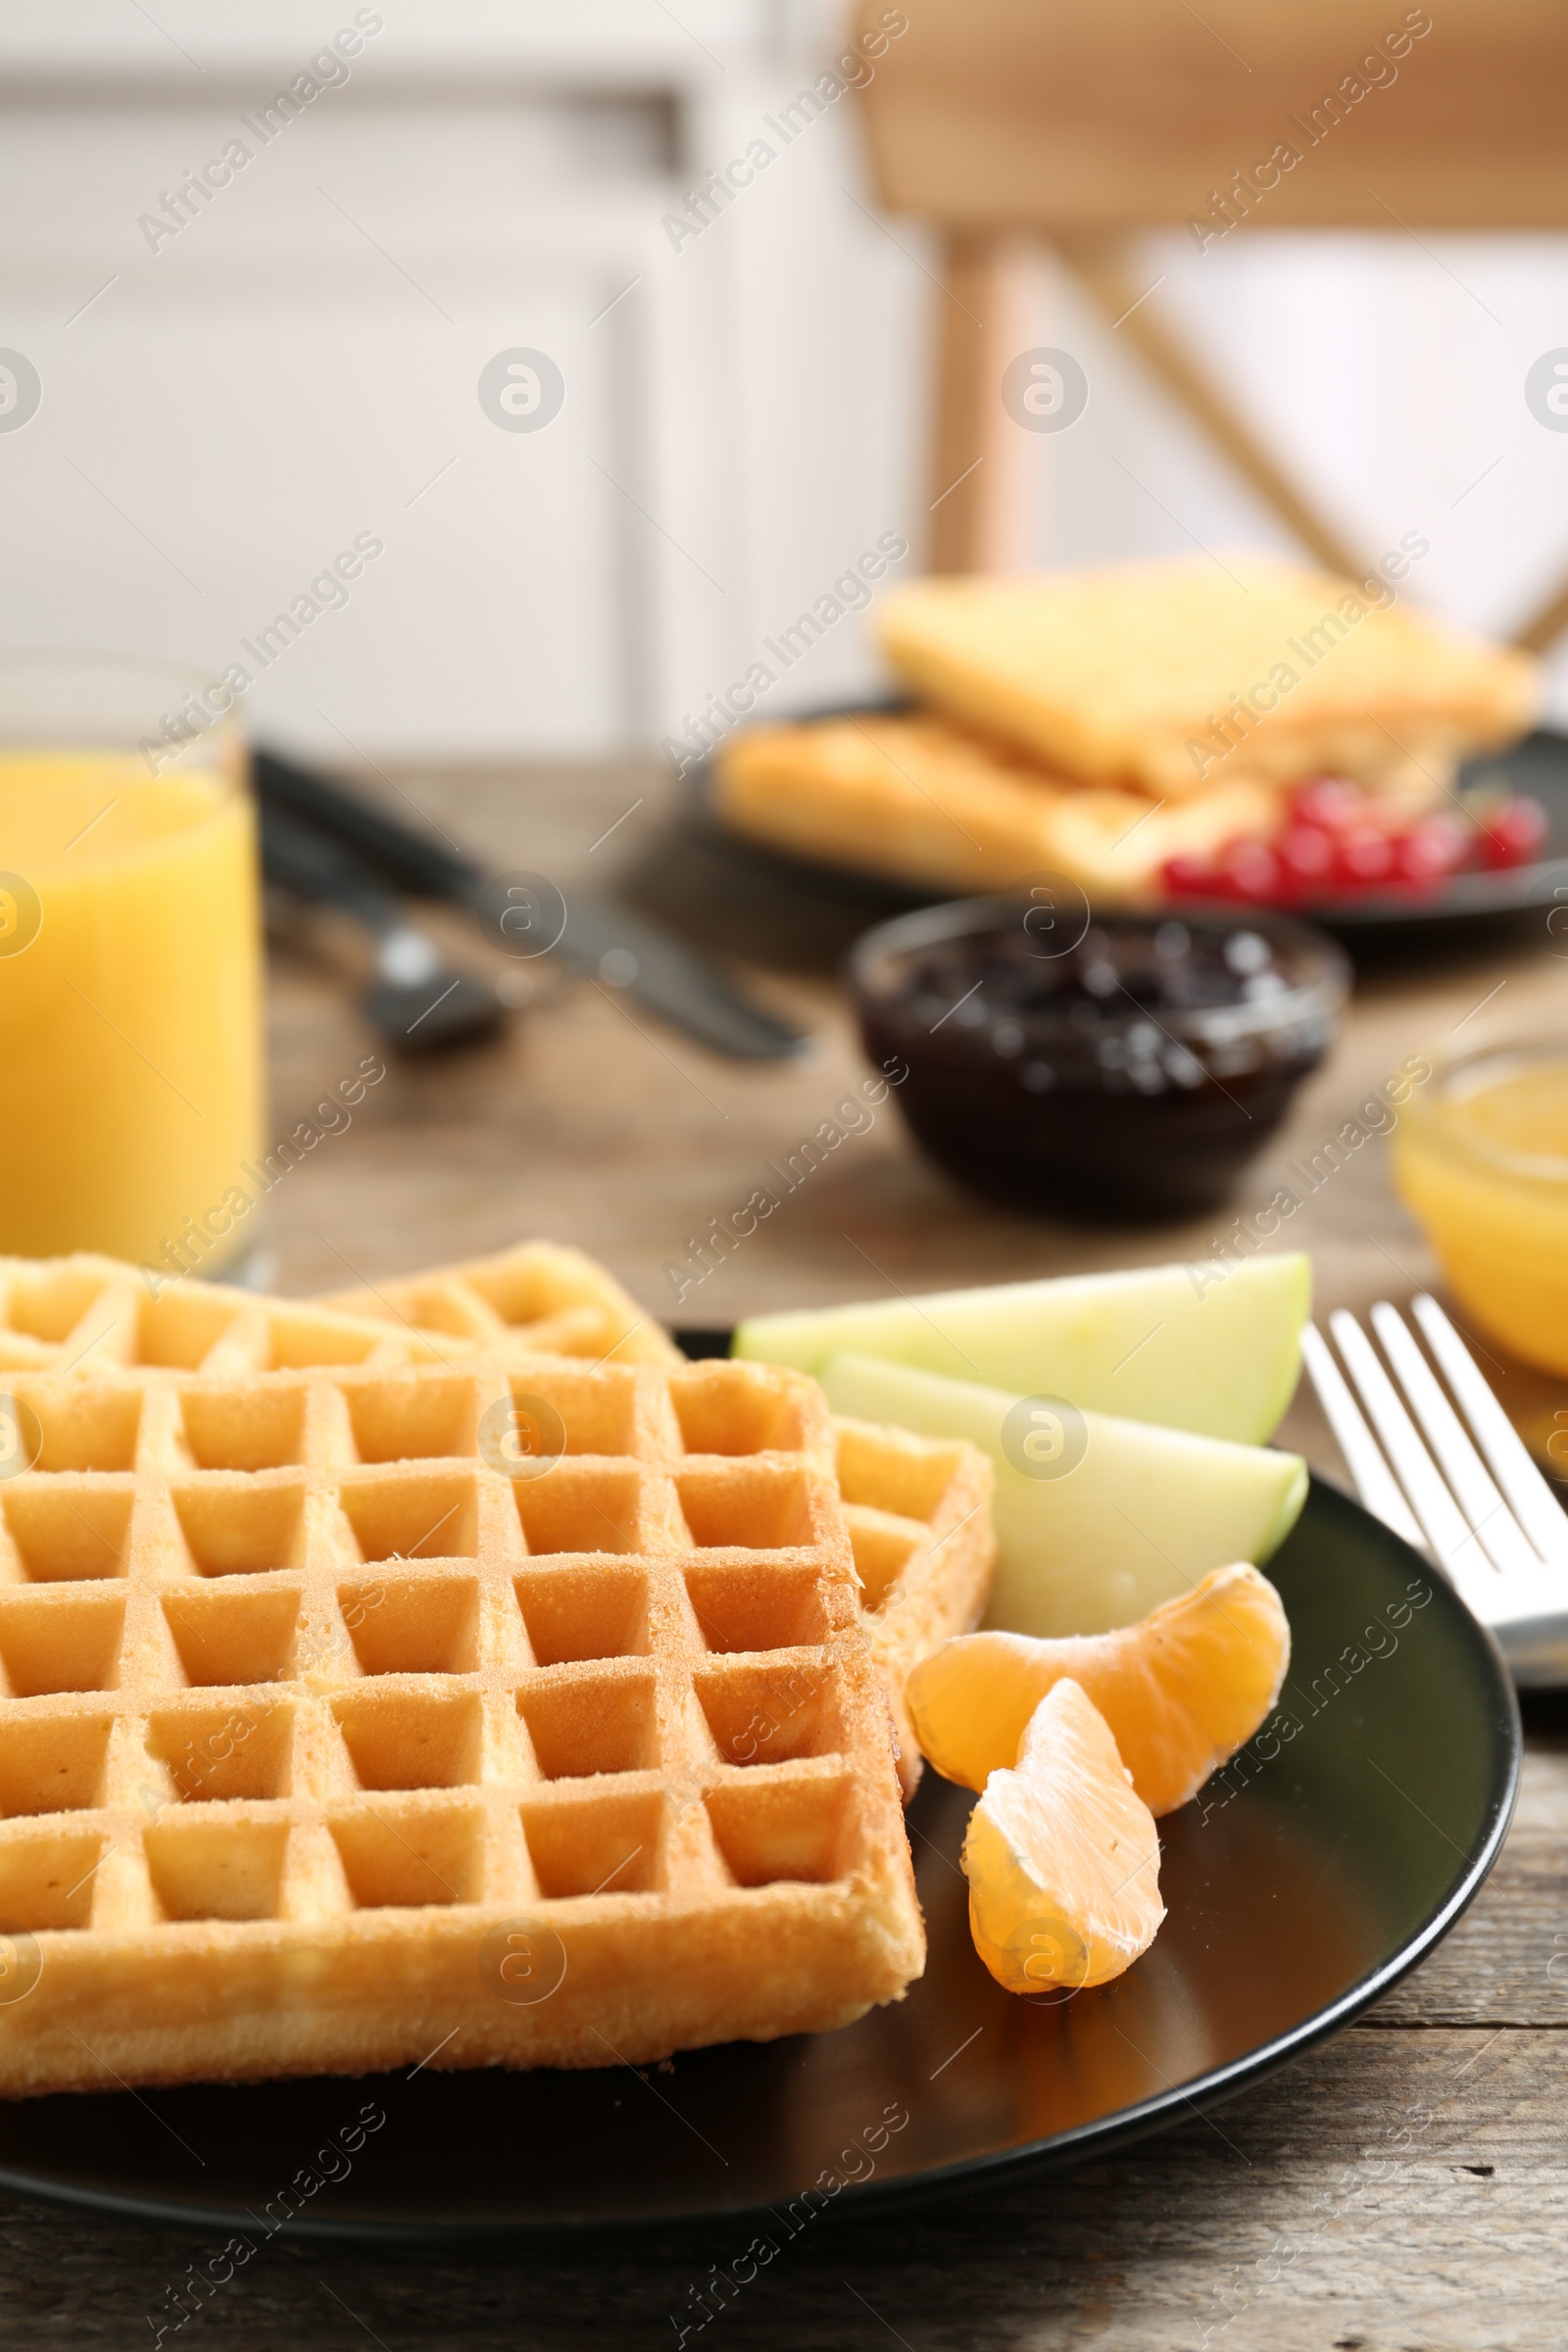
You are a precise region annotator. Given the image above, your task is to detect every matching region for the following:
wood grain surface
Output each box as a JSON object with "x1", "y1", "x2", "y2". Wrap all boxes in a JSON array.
[{"x1": 11, "y1": 762, "x2": 1568, "y2": 2348}]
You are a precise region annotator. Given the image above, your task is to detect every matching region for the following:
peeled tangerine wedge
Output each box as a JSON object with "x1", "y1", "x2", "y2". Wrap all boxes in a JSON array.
[
  {"x1": 964, "y1": 1678, "x2": 1165, "y2": 1993},
  {"x1": 911, "y1": 1563, "x2": 1292, "y2": 1819}
]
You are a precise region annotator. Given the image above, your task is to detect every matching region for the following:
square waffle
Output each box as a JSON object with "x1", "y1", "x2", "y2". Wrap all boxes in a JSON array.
[
  {"x1": 0, "y1": 1352, "x2": 924, "y2": 2094},
  {"x1": 714, "y1": 710, "x2": 1281, "y2": 899},
  {"x1": 876, "y1": 558, "x2": 1541, "y2": 800},
  {"x1": 0, "y1": 1253, "x2": 463, "y2": 1380},
  {"x1": 306, "y1": 1244, "x2": 997, "y2": 1787},
  {"x1": 0, "y1": 1248, "x2": 996, "y2": 1811},
  {"x1": 835, "y1": 1416, "x2": 996, "y2": 1799},
  {"x1": 316, "y1": 1240, "x2": 681, "y2": 1368}
]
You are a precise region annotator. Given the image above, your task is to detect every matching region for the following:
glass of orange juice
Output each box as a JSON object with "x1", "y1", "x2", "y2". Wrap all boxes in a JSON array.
[
  {"x1": 1394, "y1": 1026, "x2": 1568, "y2": 1375},
  {"x1": 0, "y1": 653, "x2": 263, "y2": 1271}
]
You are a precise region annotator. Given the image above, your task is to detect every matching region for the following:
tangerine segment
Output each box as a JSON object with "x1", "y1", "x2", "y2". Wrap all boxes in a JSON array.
[
  {"x1": 909, "y1": 1563, "x2": 1290, "y2": 1817},
  {"x1": 963, "y1": 1678, "x2": 1164, "y2": 1993}
]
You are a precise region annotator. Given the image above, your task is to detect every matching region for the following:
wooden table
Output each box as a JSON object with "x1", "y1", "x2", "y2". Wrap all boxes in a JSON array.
[{"x1": 17, "y1": 765, "x2": 1568, "y2": 2347}]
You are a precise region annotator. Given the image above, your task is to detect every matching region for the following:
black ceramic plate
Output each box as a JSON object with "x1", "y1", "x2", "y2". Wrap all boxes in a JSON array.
[
  {"x1": 0, "y1": 1480, "x2": 1517, "y2": 2243},
  {"x1": 692, "y1": 710, "x2": 1568, "y2": 944}
]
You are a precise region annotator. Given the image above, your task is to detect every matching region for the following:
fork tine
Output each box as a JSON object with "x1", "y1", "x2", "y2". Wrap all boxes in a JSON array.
[
  {"x1": 1370, "y1": 1301, "x2": 1544, "y2": 1585},
  {"x1": 1327, "y1": 1308, "x2": 1497, "y2": 1611},
  {"x1": 1411, "y1": 1293, "x2": 1568, "y2": 1573},
  {"x1": 1310, "y1": 1302, "x2": 1568, "y2": 1680},
  {"x1": 1300, "y1": 1323, "x2": 1426, "y2": 1549}
]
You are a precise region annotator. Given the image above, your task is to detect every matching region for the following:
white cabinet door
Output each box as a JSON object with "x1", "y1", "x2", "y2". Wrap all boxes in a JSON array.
[{"x1": 0, "y1": 1, "x2": 929, "y2": 760}]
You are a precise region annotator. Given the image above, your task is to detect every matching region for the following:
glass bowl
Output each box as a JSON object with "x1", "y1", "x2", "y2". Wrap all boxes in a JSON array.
[{"x1": 1395, "y1": 1025, "x2": 1568, "y2": 1376}]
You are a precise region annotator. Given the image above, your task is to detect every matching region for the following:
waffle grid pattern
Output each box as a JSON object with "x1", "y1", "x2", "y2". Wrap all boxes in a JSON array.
[
  {"x1": 307, "y1": 1246, "x2": 994, "y2": 1769},
  {"x1": 836, "y1": 1418, "x2": 996, "y2": 1797},
  {"x1": 0, "y1": 1353, "x2": 923, "y2": 2093},
  {"x1": 0, "y1": 1254, "x2": 461, "y2": 1380},
  {"x1": 317, "y1": 1240, "x2": 681, "y2": 1367}
]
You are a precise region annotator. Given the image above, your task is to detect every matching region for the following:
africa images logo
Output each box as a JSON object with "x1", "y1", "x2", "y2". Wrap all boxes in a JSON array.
[{"x1": 1525, "y1": 350, "x2": 1568, "y2": 432}]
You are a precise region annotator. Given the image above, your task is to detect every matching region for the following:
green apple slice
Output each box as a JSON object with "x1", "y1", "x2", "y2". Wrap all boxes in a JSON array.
[
  {"x1": 817, "y1": 1351, "x2": 1307, "y2": 1638},
  {"x1": 735, "y1": 1252, "x2": 1308, "y2": 1445}
]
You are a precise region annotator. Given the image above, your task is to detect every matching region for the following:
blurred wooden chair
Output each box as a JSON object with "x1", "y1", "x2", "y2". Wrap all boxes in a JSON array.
[{"x1": 853, "y1": 0, "x2": 1568, "y2": 647}]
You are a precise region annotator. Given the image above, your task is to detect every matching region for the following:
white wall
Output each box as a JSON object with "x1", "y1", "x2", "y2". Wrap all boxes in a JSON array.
[
  {"x1": 1009, "y1": 230, "x2": 1568, "y2": 697},
  {"x1": 0, "y1": 0, "x2": 1563, "y2": 764}
]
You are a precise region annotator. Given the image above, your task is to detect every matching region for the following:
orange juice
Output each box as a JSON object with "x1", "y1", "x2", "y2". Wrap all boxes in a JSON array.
[
  {"x1": 1395, "y1": 1035, "x2": 1568, "y2": 1374},
  {"x1": 0, "y1": 747, "x2": 263, "y2": 1267}
]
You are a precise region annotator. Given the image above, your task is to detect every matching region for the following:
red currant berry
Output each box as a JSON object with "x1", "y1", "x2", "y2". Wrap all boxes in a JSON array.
[
  {"x1": 1219, "y1": 839, "x2": 1284, "y2": 901},
  {"x1": 1160, "y1": 854, "x2": 1218, "y2": 897},
  {"x1": 1277, "y1": 824, "x2": 1335, "y2": 890},
  {"x1": 1332, "y1": 828, "x2": 1396, "y2": 888},
  {"x1": 1393, "y1": 814, "x2": 1471, "y2": 882},
  {"x1": 1479, "y1": 796, "x2": 1548, "y2": 869},
  {"x1": 1292, "y1": 778, "x2": 1364, "y2": 834}
]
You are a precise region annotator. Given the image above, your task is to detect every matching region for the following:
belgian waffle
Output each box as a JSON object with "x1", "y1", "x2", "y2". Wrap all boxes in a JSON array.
[
  {"x1": 0, "y1": 1254, "x2": 461, "y2": 1379},
  {"x1": 0, "y1": 1352, "x2": 923, "y2": 2094},
  {"x1": 317, "y1": 1240, "x2": 681, "y2": 1368},
  {"x1": 834, "y1": 1416, "x2": 995, "y2": 1798},
  {"x1": 308, "y1": 1246, "x2": 998, "y2": 1778}
]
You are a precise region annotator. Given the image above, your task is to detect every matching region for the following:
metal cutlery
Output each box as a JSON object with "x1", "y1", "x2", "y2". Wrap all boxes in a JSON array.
[
  {"x1": 259, "y1": 801, "x2": 504, "y2": 1054},
  {"x1": 1302, "y1": 1293, "x2": 1568, "y2": 1683},
  {"x1": 254, "y1": 748, "x2": 808, "y2": 1061}
]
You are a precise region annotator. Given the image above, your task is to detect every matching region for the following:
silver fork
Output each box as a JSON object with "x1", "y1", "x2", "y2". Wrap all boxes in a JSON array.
[{"x1": 1301, "y1": 1293, "x2": 1568, "y2": 1684}]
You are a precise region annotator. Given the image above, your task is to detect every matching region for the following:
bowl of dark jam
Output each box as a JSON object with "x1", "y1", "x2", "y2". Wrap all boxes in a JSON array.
[{"x1": 850, "y1": 896, "x2": 1349, "y2": 1222}]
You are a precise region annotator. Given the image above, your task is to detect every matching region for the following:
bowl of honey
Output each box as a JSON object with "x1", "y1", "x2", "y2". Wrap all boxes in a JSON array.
[{"x1": 1395, "y1": 1026, "x2": 1568, "y2": 1375}]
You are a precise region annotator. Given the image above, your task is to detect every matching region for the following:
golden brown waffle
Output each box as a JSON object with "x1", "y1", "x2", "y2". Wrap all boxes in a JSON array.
[
  {"x1": 715, "y1": 710, "x2": 1280, "y2": 899},
  {"x1": 312, "y1": 1247, "x2": 995, "y2": 1782},
  {"x1": 0, "y1": 1352, "x2": 923, "y2": 2094},
  {"x1": 877, "y1": 559, "x2": 1540, "y2": 800},
  {"x1": 0, "y1": 1247, "x2": 995, "y2": 1810},
  {"x1": 308, "y1": 1244, "x2": 997, "y2": 1788},
  {"x1": 835, "y1": 1415, "x2": 995, "y2": 1798},
  {"x1": 0, "y1": 1253, "x2": 461, "y2": 1379},
  {"x1": 317, "y1": 1239, "x2": 681, "y2": 1369}
]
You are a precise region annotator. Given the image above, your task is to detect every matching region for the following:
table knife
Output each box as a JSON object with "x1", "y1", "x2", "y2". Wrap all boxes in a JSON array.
[
  {"x1": 254, "y1": 750, "x2": 808, "y2": 1061},
  {"x1": 258, "y1": 802, "x2": 503, "y2": 1053}
]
